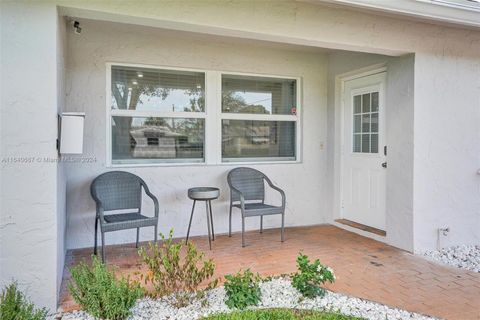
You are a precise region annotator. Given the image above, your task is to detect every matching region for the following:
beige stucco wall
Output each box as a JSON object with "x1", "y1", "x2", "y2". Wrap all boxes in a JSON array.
[
  {"x1": 0, "y1": 1, "x2": 66, "y2": 310},
  {"x1": 64, "y1": 19, "x2": 329, "y2": 249},
  {"x1": 57, "y1": 0, "x2": 480, "y2": 253}
]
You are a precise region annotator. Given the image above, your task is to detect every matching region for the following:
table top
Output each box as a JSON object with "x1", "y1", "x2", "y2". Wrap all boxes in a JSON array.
[{"x1": 188, "y1": 187, "x2": 220, "y2": 200}]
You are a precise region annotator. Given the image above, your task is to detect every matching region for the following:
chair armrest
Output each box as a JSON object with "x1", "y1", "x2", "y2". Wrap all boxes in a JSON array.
[
  {"x1": 143, "y1": 186, "x2": 159, "y2": 217},
  {"x1": 230, "y1": 186, "x2": 246, "y2": 210},
  {"x1": 265, "y1": 177, "x2": 286, "y2": 208}
]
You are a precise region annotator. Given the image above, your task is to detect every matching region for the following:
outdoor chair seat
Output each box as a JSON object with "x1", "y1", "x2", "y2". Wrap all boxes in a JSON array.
[
  {"x1": 101, "y1": 213, "x2": 157, "y2": 232},
  {"x1": 91, "y1": 171, "x2": 159, "y2": 262},
  {"x1": 103, "y1": 212, "x2": 150, "y2": 223},
  {"x1": 227, "y1": 167, "x2": 286, "y2": 247},
  {"x1": 233, "y1": 203, "x2": 283, "y2": 216}
]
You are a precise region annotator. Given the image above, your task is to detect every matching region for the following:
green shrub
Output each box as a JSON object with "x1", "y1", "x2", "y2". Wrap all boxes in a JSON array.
[
  {"x1": 202, "y1": 308, "x2": 363, "y2": 319},
  {"x1": 68, "y1": 256, "x2": 144, "y2": 320},
  {"x1": 224, "y1": 269, "x2": 261, "y2": 310},
  {"x1": 138, "y1": 229, "x2": 217, "y2": 307},
  {"x1": 291, "y1": 253, "x2": 335, "y2": 298},
  {"x1": 0, "y1": 282, "x2": 47, "y2": 320}
]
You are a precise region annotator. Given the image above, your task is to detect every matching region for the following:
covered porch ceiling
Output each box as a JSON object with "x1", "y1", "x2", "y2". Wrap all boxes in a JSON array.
[{"x1": 58, "y1": 4, "x2": 410, "y2": 57}]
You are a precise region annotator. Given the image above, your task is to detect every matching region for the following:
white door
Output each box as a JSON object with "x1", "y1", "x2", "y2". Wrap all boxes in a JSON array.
[{"x1": 341, "y1": 72, "x2": 386, "y2": 230}]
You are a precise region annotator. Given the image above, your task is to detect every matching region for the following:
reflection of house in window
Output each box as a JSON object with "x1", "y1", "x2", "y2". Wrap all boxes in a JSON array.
[
  {"x1": 249, "y1": 126, "x2": 270, "y2": 144},
  {"x1": 147, "y1": 137, "x2": 159, "y2": 145},
  {"x1": 223, "y1": 120, "x2": 278, "y2": 157},
  {"x1": 130, "y1": 126, "x2": 183, "y2": 158},
  {"x1": 129, "y1": 125, "x2": 204, "y2": 159}
]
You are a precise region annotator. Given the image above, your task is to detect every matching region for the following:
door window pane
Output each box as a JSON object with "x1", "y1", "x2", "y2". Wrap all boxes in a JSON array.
[
  {"x1": 362, "y1": 93, "x2": 370, "y2": 113},
  {"x1": 371, "y1": 134, "x2": 379, "y2": 153},
  {"x1": 352, "y1": 92, "x2": 379, "y2": 154},
  {"x1": 371, "y1": 92, "x2": 379, "y2": 112},
  {"x1": 361, "y1": 134, "x2": 370, "y2": 153},
  {"x1": 111, "y1": 66, "x2": 205, "y2": 112},
  {"x1": 354, "y1": 115, "x2": 362, "y2": 133},
  {"x1": 112, "y1": 116, "x2": 204, "y2": 164},
  {"x1": 371, "y1": 112, "x2": 378, "y2": 132},
  {"x1": 222, "y1": 120, "x2": 296, "y2": 160},
  {"x1": 353, "y1": 134, "x2": 361, "y2": 152},
  {"x1": 362, "y1": 113, "x2": 370, "y2": 132},
  {"x1": 354, "y1": 95, "x2": 362, "y2": 114},
  {"x1": 222, "y1": 75, "x2": 296, "y2": 115}
]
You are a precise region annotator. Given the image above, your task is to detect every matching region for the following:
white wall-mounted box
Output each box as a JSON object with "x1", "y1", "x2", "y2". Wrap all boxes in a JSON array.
[{"x1": 60, "y1": 112, "x2": 85, "y2": 154}]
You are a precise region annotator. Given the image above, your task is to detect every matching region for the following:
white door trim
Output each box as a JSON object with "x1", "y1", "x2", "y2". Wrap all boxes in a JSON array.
[{"x1": 332, "y1": 64, "x2": 387, "y2": 232}]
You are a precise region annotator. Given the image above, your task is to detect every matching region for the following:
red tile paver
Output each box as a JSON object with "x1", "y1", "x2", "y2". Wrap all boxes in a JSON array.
[{"x1": 59, "y1": 225, "x2": 480, "y2": 319}]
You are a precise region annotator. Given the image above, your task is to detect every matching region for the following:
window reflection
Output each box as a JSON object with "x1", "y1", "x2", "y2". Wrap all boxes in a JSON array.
[
  {"x1": 111, "y1": 66, "x2": 205, "y2": 112},
  {"x1": 222, "y1": 75, "x2": 296, "y2": 115},
  {"x1": 112, "y1": 116, "x2": 204, "y2": 163},
  {"x1": 222, "y1": 120, "x2": 295, "y2": 160}
]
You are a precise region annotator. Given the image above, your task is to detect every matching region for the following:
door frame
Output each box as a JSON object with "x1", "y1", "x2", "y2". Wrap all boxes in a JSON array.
[{"x1": 332, "y1": 63, "x2": 387, "y2": 232}]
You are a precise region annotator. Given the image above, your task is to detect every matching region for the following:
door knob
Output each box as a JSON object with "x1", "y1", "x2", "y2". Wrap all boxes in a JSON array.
[{"x1": 381, "y1": 162, "x2": 387, "y2": 168}]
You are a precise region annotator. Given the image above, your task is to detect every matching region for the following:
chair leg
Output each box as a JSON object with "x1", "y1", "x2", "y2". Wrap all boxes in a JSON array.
[
  {"x1": 242, "y1": 216, "x2": 245, "y2": 247},
  {"x1": 260, "y1": 216, "x2": 263, "y2": 233},
  {"x1": 205, "y1": 201, "x2": 212, "y2": 250},
  {"x1": 186, "y1": 200, "x2": 196, "y2": 242},
  {"x1": 101, "y1": 231, "x2": 106, "y2": 263},
  {"x1": 136, "y1": 228, "x2": 140, "y2": 248},
  {"x1": 209, "y1": 200, "x2": 215, "y2": 241},
  {"x1": 94, "y1": 217, "x2": 98, "y2": 255},
  {"x1": 228, "y1": 203, "x2": 233, "y2": 237},
  {"x1": 154, "y1": 224, "x2": 158, "y2": 243},
  {"x1": 281, "y1": 213, "x2": 285, "y2": 242}
]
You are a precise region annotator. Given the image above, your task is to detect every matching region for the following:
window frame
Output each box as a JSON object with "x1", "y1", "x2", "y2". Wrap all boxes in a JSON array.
[
  {"x1": 351, "y1": 91, "x2": 379, "y2": 154},
  {"x1": 348, "y1": 84, "x2": 383, "y2": 159},
  {"x1": 106, "y1": 63, "x2": 302, "y2": 167}
]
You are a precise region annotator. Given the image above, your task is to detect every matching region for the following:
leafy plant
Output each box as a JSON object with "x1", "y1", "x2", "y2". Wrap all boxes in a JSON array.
[
  {"x1": 68, "y1": 256, "x2": 144, "y2": 320},
  {"x1": 138, "y1": 229, "x2": 217, "y2": 307},
  {"x1": 224, "y1": 269, "x2": 261, "y2": 310},
  {"x1": 291, "y1": 253, "x2": 335, "y2": 298},
  {"x1": 0, "y1": 282, "x2": 47, "y2": 320}
]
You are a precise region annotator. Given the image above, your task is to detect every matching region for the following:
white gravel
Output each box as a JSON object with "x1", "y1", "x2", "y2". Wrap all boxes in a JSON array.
[
  {"x1": 59, "y1": 278, "x2": 436, "y2": 320},
  {"x1": 424, "y1": 245, "x2": 480, "y2": 273}
]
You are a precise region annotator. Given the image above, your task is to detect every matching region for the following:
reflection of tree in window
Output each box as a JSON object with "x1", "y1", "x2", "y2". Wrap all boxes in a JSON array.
[
  {"x1": 111, "y1": 67, "x2": 204, "y2": 159},
  {"x1": 222, "y1": 91, "x2": 270, "y2": 114}
]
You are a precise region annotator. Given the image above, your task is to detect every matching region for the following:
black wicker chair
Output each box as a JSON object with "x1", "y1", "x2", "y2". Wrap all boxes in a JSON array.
[{"x1": 90, "y1": 171, "x2": 159, "y2": 262}]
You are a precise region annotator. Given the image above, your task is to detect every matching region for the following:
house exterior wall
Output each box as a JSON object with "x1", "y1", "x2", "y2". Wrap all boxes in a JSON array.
[
  {"x1": 385, "y1": 54, "x2": 415, "y2": 251},
  {"x1": 64, "y1": 20, "x2": 329, "y2": 249},
  {"x1": 413, "y1": 52, "x2": 480, "y2": 250},
  {"x1": 0, "y1": 2, "x2": 65, "y2": 310},
  {"x1": 57, "y1": 0, "x2": 480, "y2": 253},
  {"x1": 326, "y1": 52, "x2": 415, "y2": 252},
  {"x1": 56, "y1": 14, "x2": 68, "y2": 296}
]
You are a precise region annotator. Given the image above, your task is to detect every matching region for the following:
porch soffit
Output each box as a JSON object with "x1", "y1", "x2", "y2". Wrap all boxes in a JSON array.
[{"x1": 57, "y1": 6, "x2": 408, "y2": 57}]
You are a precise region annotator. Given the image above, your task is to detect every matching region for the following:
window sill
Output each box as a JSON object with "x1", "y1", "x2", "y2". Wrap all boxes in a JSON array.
[{"x1": 107, "y1": 159, "x2": 302, "y2": 168}]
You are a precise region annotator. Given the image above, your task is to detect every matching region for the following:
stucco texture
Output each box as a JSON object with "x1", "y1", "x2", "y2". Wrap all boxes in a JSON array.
[
  {"x1": 2, "y1": 0, "x2": 480, "y2": 310},
  {"x1": 58, "y1": 0, "x2": 480, "y2": 253},
  {"x1": 64, "y1": 19, "x2": 329, "y2": 249}
]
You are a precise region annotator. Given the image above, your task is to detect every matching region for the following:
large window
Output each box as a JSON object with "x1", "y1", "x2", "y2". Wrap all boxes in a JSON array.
[
  {"x1": 109, "y1": 66, "x2": 205, "y2": 164},
  {"x1": 108, "y1": 65, "x2": 300, "y2": 166}
]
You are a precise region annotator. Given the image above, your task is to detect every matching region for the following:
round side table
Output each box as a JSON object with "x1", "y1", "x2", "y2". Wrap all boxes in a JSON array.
[{"x1": 186, "y1": 187, "x2": 220, "y2": 249}]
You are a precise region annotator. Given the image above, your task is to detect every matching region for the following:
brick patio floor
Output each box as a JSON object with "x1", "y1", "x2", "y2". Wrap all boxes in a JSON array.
[{"x1": 59, "y1": 225, "x2": 480, "y2": 319}]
